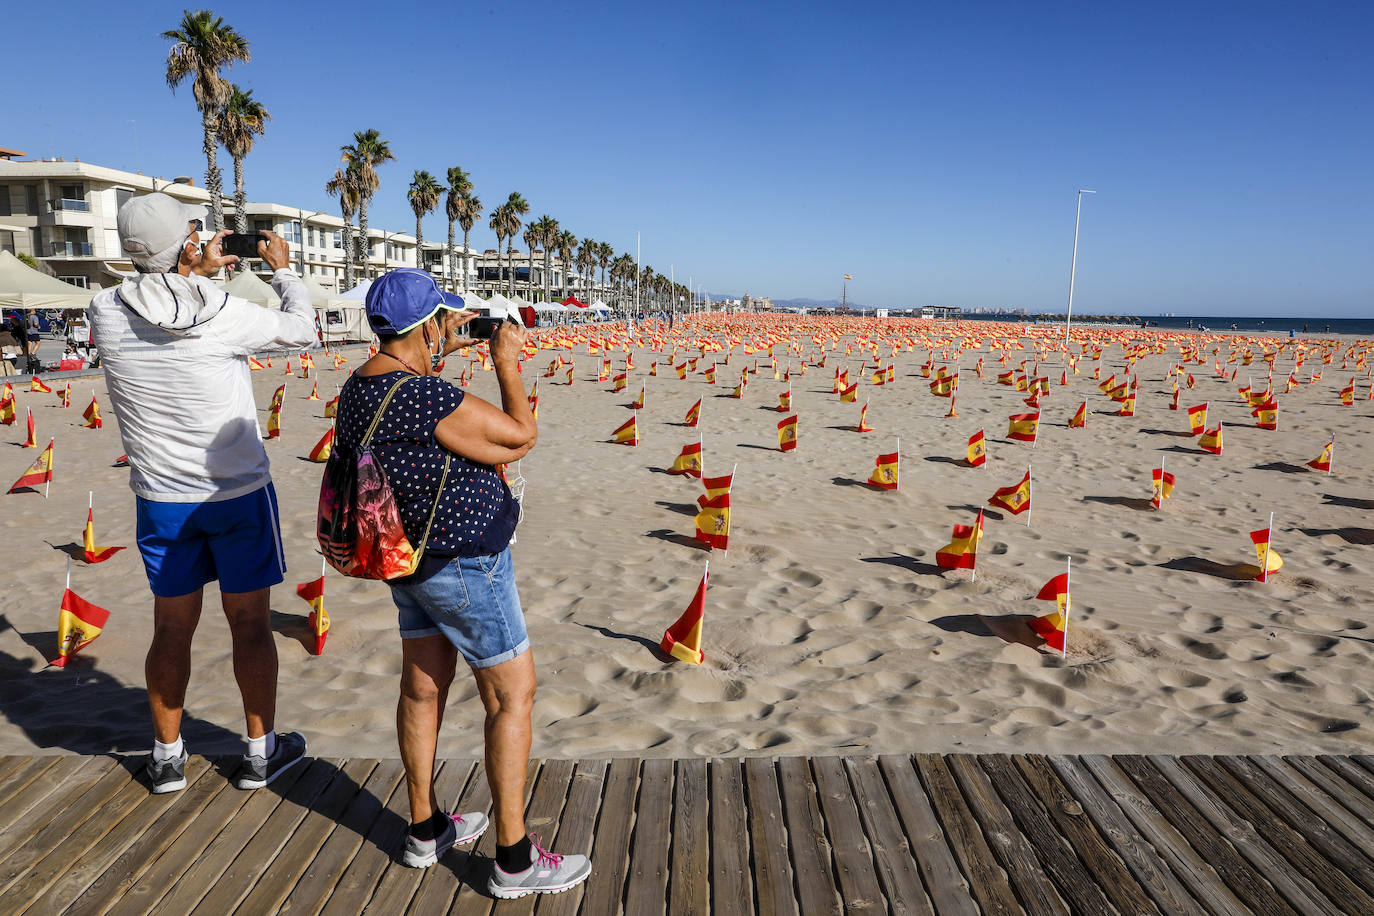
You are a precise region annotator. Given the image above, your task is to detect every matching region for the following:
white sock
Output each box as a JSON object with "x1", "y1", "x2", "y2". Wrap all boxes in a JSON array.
[
  {"x1": 152, "y1": 736, "x2": 184, "y2": 763},
  {"x1": 247, "y1": 732, "x2": 277, "y2": 759}
]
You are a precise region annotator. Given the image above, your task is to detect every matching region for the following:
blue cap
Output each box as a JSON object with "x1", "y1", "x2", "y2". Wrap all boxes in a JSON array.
[{"x1": 365, "y1": 269, "x2": 466, "y2": 336}]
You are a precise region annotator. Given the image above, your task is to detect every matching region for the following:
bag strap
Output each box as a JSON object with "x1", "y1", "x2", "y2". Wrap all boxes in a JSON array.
[{"x1": 360, "y1": 374, "x2": 414, "y2": 447}]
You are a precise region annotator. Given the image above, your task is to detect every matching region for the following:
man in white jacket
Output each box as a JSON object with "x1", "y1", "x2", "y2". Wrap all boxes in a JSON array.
[{"x1": 89, "y1": 192, "x2": 317, "y2": 794}]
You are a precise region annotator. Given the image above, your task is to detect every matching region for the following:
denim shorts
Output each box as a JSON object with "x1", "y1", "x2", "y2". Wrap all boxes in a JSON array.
[{"x1": 389, "y1": 548, "x2": 530, "y2": 669}]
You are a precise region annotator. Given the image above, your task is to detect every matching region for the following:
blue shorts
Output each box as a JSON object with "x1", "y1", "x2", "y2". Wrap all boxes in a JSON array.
[
  {"x1": 390, "y1": 548, "x2": 530, "y2": 669},
  {"x1": 135, "y1": 484, "x2": 286, "y2": 598}
]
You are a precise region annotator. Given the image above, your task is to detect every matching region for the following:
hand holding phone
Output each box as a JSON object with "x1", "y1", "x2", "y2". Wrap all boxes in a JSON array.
[{"x1": 222, "y1": 232, "x2": 265, "y2": 260}]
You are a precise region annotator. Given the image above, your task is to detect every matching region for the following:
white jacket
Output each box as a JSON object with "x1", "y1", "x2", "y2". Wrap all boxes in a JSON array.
[{"x1": 88, "y1": 269, "x2": 317, "y2": 502}]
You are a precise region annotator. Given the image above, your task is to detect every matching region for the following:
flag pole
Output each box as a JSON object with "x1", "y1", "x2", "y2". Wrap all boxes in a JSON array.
[
  {"x1": 1263, "y1": 511, "x2": 1274, "y2": 583},
  {"x1": 1026, "y1": 464, "x2": 1033, "y2": 528},
  {"x1": 45, "y1": 440, "x2": 51, "y2": 499},
  {"x1": 1328, "y1": 434, "x2": 1334, "y2": 476},
  {"x1": 896, "y1": 437, "x2": 901, "y2": 491},
  {"x1": 65, "y1": 554, "x2": 71, "y2": 593},
  {"x1": 1063, "y1": 557, "x2": 1071, "y2": 660},
  {"x1": 321, "y1": 553, "x2": 326, "y2": 579}
]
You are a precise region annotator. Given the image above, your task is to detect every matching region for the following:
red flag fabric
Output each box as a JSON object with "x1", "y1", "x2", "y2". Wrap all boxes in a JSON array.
[
  {"x1": 867, "y1": 452, "x2": 899, "y2": 490},
  {"x1": 777, "y1": 415, "x2": 799, "y2": 451},
  {"x1": 668, "y1": 441, "x2": 704, "y2": 477},
  {"x1": 661, "y1": 568, "x2": 707, "y2": 665},
  {"x1": 693, "y1": 493, "x2": 731, "y2": 550},
  {"x1": 308, "y1": 427, "x2": 335, "y2": 462},
  {"x1": 1007, "y1": 412, "x2": 1039, "y2": 442},
  {"x1": 297, "y1": 577, "x2": 330, "y2": 655},
  {"x1": 50, "y1": 588, "x2": 111, "y2": 667},
  {"x1": 988, "y1": 470, "x2": 1031, "y2": 515},
  {"x1": 82, "y1": 395, "x2": 103, "y2": 429},
  {"x1": 936, "y1": 510, "x2": 984, "y2": 569},
  {"x1": 966, "y1": 430, "x2": 987, "y2": 466},
  {"x1": 611, "y1": 415, "x2": 638, "y2": 445},
  {"x1": 1307, "y1": 437, "x2": 1333, "y2": 473},
  {"x1": 684, "y1": 398, "x2": 702, "y2": 427},
  {"x1": 9, "y1": 438, "x2": 53, "y2": 492},
  {"x1": 1028, "y1": 573, "x2": 1070, "y2": 650},
  {"x1": 1068, "y1": 401, "x2": 1087, "y2": 428},
  {"x1": 83, "y1": 508, "x2": 125, "y2": 563}
]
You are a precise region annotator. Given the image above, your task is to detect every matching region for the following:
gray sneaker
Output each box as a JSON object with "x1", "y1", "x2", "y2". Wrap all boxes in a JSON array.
[
  {"x1": 232, "y1": 731, "x2": 307, "y2": 790},
  {"x1": 402, "y1": 811, "x2": 489, "y2": 868},
  {"x1": 146, "y1": 749, "x2": 188, "y2": 794},
  {"x1": 488, "y1": 834, "x2": 591, "y2": 899}
]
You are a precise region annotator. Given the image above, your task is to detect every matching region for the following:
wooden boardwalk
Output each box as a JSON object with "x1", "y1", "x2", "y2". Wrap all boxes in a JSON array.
[{"x1": 0, "y1": 753, "x2": 1372, "y2": 915}]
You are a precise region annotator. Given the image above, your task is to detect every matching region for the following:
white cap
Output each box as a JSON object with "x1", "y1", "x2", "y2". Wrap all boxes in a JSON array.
[{"x1": 117, "y1": 192, "x2": 209, "y2": 260}]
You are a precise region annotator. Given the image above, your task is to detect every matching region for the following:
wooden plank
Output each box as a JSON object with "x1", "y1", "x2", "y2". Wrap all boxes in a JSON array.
[
  {"x1": 20, "y1": 757, "x2": 214, "y2": 914},
  {"x1": 1109, "y1": 755, "x2": 1300, "y2": 916},
  {"x1": 484, "y1": 757, "x2": 575, "y2": 916},
  {"x1": 1179, "y1": 755, "x2": 1374, "y2": 912},
  {"x1": 0, "y1": 757, "x2": 102, "y2": 851},
  {"x1": 0, "y1": 756, "x2": 63, "y2": 825},
  {"x1": 275, "y1": 758, "x2": 405, "y2": 916},
  {"x1": 233, "y1": 757, "x2": 381, "y2": 915},
  {"x1": 623, "y1": 757, "x2": 673, "y2": 914},
  {"x1": 777, "y1": 756, "x2": 841, "y2": 916},
  {"x1": 0, "y1": 756, "x2": 132, "y2": 893},
  {"x1": 1066, "y1": 756, "x2": 1243, "y2": 916},
  {"x1": 569, "y1": 757, "x2": 638, "y2": 915},
  {"x1": 150, "y1": 756, "x2": 325, "y2": 916},
  {"x1": 102, "y1": 758, "x2": 263, "y2": 916},
  {"x1": 809, "y1": 756, "x2": 886, "y2": 912},
  {"x1": 0, "y1": 756, "x2": 29, "y2": 785},
  {"x1": 707, "y1": 758, "x2": 754, "y2": 916},
  {"x1": 913, "y1": 754, "x2": 1021, "y2": 916},
  {"x1": 449, "y1": 756, "x2": 538, "y2": 916},
  {"x1": 744, "y1": 757, "x2": 797, "y2": 916},
  {"x1": 1354, "y1": 754, "x2": 1374, "y2": 779},
  {"x1": 315, "y1": 759, "x2": 415, "y2": 916},
  {"x1": 362, "y1": 759, "x2": 477, "y2": 915},
  {"x1": 979, "y1": 755, "x2": 1143, "y2": 916},
  {"x1": 668, "y1": 757, "x2": 709, "y2": 915},
  {"x1": 1319, "y1": 755, "x2": 1374, "y2": 803},
  {"x1": 1277, "y1": 755, "x2": 1374, "y2": 837},
  {"x1": 877, "y1": 755, "x2": 975, "y2": 916},
  {"x1": 1013, "y1": 755, "x2": 1178, "y2": 916},
  {"x1": 533, "y1": 759, "x2": 608, "y2": 916},
  {"x1": 842, "y1": 758, "x2": 932, "y2": 916},
  {"x1": 1219, "y1": 756, "x2": 1374, "y2": 895},
  {"x1": 945, "y1": 755, "x2": 1068, "y2": 915},
  {"x1": 409, "y1": 757, "x2": 501, "y2": 916}
]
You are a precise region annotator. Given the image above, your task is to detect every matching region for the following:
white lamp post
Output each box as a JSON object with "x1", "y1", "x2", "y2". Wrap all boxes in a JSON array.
[{"x1": 1064, "y1": 189, "x2": 1096, "y2": 346}]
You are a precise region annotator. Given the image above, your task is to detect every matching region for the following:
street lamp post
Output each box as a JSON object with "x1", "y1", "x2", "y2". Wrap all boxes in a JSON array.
[
  {"x1": 1064, "y1": 189, "x2": 1096, "y2": 347},
  {"x1": 296, "y1": 209, "x2": 328, "y2": 277}
]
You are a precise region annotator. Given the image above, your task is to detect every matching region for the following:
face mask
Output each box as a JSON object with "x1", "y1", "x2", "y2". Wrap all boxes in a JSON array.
[{"x1": 428, "y1": 320, "x2": 443, "y2": 370}]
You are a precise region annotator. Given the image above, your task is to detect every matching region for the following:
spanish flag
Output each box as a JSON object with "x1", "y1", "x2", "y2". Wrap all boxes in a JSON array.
[
  {"x1": 844, "y1": 274, "x2": 853, "y2": 280},
  {"x1": 668, "y1": 440, "x2": 704, "y2": 477},
  {"x1": 1029, "y1": 573, "x2": 1070, "y2": 653},
  {"x1": 675, "y1": 363, "x2": 688, "y2": 380},
  {"x1": 333, "y1": 353, "x2": 346, "y2": 370},
  {"x1": 930, "y1": 375, "x2": 954, "y2": 397},
  {"x1": 308, "y1": 426, "x2": 334, "y2": 462},
  {"x1": 647, "y1": 361, "x2": 658, "y2": 378},
  {"x1": 1115, "y1": 384, "x2": 1136, "y2": 417},
  {"x1": 840, "y1": 382, "x2": 858, "y2": 403},
  {"x1": 731, "y1": 380, "x2": 746, "y2": 399},
  {"x1": 661, "y1": 564, "x2": 707, "y2": 665},
  {"x1": 856, "y1": 401, "x2": 874, "y2": 433},
  {"x1": 886, "y1": 364, "x2": 895, "y2": 384},
  {"x1": 565, "y1": 366, "x2": 575, "y2": 386},
  {"x1": 872, "y1": 367, "x2": 886, "y2": 386},
  {"x1": 612, "y1": 414, "x2": 639, "y2": 445},
  {"x1": 997, "y1": 369, "x2": 1016, "y2": 386},
  {"x1": 249, "y1": 356, "x2": 267, "y2": 370},
  {"x1": 82, "y1": 395, "x2": 103, "y2": 429},
  {"x1": 1187, "y1": 403, "x2": 1208, "y2": 435},
  {"x1": 1308, "y1": 436, "x2": 1334, "y2": 473},
  {"x1": 266, "y1": 384, "x2": 285, "y2": 439},
  {"x1": 967, "y1": 430, "x2": 987, "y2": 467},
  {"x1": 832, "y1": 367, "x2": 842, "y2": 394},
  {"x1": 697, "y1": 471, "x2": 734, "y2": 508},
  {"x1": 1251, "y1": 398, "x2": 1278, "y2": 430},
  {"x1": 308, "y1": 380, "x2": 321, "y2": 401},
  {"x1": 1250, "y1": 526, "x2": 1282, "y2": 582},
  {"x1": 704, "y1": 364, "x2": 716, "y2": 384},
  {"x1": 50, "y1": 588, "x2": 111, "y2": 667},
  {"x1": 324, "y1": 394, "x2": 339, "y2": 419},
  {"x1": 777, "y1": 415, "x2": 799, "y2": 451},
  {"x1": 777, "y1": 389, "x2": 791, "y2": 412},
  {"x1": 1069, "y1": 401, "x2": 1087, "y2": 428},
  {"x1": 1199, "y1": 422, "x2": 1223, "y2": 455},
  {"x1": 284, "y1": 359, "x2": 295, "y2": 376},
  {"x1": 30, "y1": 376, "x2": 52, "y2": 394},
  {"x1": 83, "y1": 500, "x2": 125, "y2": 564},
  {"x1": 694, "y1": 493, "x2": 731, "y2": 550},
  {"x1": 9, "y1": 438, "x2": 53, "y2": 493},
  {"x1": 988, "y1": 469, "x2": 1031, "y2": 515},
  {"x1": 631, "y1": 384, "x2": 645, "y2": 410},
  {"x1": 1007, "y1": 412, "x2": 1039, "y2": 443},
  {"x1": 59, "y1": 383, "x2": 71, "y2": 408},
  {"x1": 936, "y1": 510, "x2": 984, "y2": 571},
  {"x1": 0, "y1": 384, "x2": 13, "y2": 425},
  {"x1": 867, "y1": 450, "x2": 899, "y2": 490},
  {"x1": 1340, "y1": 378, "x2": 1355, "y2": 406},
  {"x1": 684, "y1": 398, "x2": 702, "y2": 427},
  {"x1": 1169, "y1": 386, "x2": 1180, "y2": 411},
  {"x1": 613, "y1": 371, "x2": 628, "y2": 392},
  {"x1": 1151, "y1": 467, "x2": 1175, "y2": 510},
  {"x1": 297, "y1": 575, "x2": 330, "y2": 655}
]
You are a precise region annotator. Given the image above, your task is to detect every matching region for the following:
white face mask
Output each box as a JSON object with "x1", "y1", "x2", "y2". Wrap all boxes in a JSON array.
[{"x1": 428, "y1": 318, "x2": 443, "y2": 370}]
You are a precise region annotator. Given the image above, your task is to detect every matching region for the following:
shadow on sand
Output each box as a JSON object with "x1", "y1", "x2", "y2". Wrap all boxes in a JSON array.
[
  {"x1": 1082, "y1": 495, "x2": 1155, "y2": 512},
  {"x1": 929, "y1": 613, "x2": 1048, "y2": 650},
  {"x1": 860, "y1": 555, "x2": 947, "y2": 577},
  {"x1": 1157, "y1": 556, "x2": 1261, "y2": 581},
  {"x1": 645, "y1": 528, "x2": 710, "y2": 551}
]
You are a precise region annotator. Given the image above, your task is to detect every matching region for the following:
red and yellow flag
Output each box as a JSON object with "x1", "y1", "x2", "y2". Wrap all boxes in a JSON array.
[
  {"x1": 613, "y1": 371, "x2": 628, "y2": 392},
  {"x1": 1199, "y1": 422, "x2": 1223, "y2": 455},
  {"x1": 1250, "y1": 527, "x2": 1282, "y2": 581},
  {"x1": 703, "y1": 364, "x2": 716, "y2": 384},
  {"x1": 248, "y1": 356, "x2": 267, "y2": 370},
  {"x1": 59, "y1": 383, "x2": 71, "y2": 408},
  {"x1": 867, "y1": 451, "x2": 899, "y2": 490},
  {"x1": 661, "y1": 565, "x2": 707, "y2": 665},
  {"x1": 675, "y1": 363, "x2": 687, "y2": 380},
  {"x1": 1069, "y1": 401, "x2": 1087, "y2": 429},
  {"x1": 611, "y1": 414, "x2": 638, "y2": 445},
  {"x1": 697, "y1": 472, "x2": 733, "y2": 508},
  {"x1": 1007, "y1": 412, "x2": 1039, "y2": 443},
  {"x1": 50, "y1": 588, "x2": 110, "y2": 667},
  {"x1": 1187, "y1": 403, "x2": 1208, "y2": 435},
  {"x1": 297, "y1": 576, "x2": 330, "y2": 655},
  {"x1": 82, "y1": 395, "x2": 103, "y2": 429},
  {"x1": 308, "y1": 426, "x2": 335, "y2": 462},
  {"x1": 856, "y1": 401, "x2": 874, "y2": 433},
  {"x1": 668, "y1": 441, "x2": 704, "y2": 477},
  {"x1": 988, "y1": 469, "x2": 1031, "y2": 515},
  {"x1": 323, "y1": 393, "x2": 339, "y2": 419},
  {"x1": 776, "y1": 389, "x2": 792, "y2": 412},
  {"x1": 1029, "y1": 574, "x2": 1070, "y2": 652},
  {"x1": 967, "y1": 430, "x2": 987, "y2": 467},
  {"x1": 694, "y1": 493, "x2": 731, "y2": 550},
  {"x1": 0, "y1": 382, "x2": 13, "y2": 425},
  {"x1": 838, "y1": 380, "x2": 858, "y2": 403},
  {"x1": 307, "y1": 380, "x2": 321, "y2": 401},
  {"x1": 777, "y1": 415, "x2": 799, "y2": 451},
  {"x1": 648, "y1": 361, "x2": 657, "y2": 377},
  {"x1": 30, "y1": 376, "x2": 52, "y2": 394},
  {"x1": 9, "y1": 438, "x2": 53, "y2": 493},
  {"x1": 83, "y1": 507, "x2": 125, "y2": 563},
  {"x1": 930, "y1": 375, "x2": 955, "y2": 397},
  {"x1": 1307, "y1": 436, "x2": 1334, "y2": 473},
  {"x1": 936, "y1": 510, "x2": 985, "y2": 570},
  {"x1": 266, "y1": 384, "x2": 286, "y2": 439},
  {"x1": 1151, "y1": 468, "x2": 1175, "y2": 510},
  {"x1": 1251, "y1": 398, "x2": 1278, "y2": 430},
  {"x1": 1340, "y1": 378, "x2": 1355, "y2": 406},
  {"x1": 684, "y1": 398, "x2": 702, "y2": 427},
  {"x1": 631, "y1": 384, "x2": 645, "y2": 410},
  {"x1": 1115, "y1": 384, "x2": 1136, "y2": 416}
]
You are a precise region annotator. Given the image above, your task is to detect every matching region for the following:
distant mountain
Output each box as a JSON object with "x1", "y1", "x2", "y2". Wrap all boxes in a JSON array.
[{"x1": 708, "y1": 295, "x2": 873, "y2": 311}]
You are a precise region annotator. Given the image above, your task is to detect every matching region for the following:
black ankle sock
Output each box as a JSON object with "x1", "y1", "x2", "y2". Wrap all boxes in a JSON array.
[
  {"x1": 496, "y1": 836, "x2": 532, "y2": 872},
  {"x1": 409, "y1": 811, "x2": 448, "y2": 842}
]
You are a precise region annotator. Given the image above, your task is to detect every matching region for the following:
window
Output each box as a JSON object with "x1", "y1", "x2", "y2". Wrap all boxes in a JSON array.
[
  {"x1": 59, "y1": 184, "x2": 83, "y2": 201},
  {"x1": 24, "y1": 185, "x2": 39, "y2": 215},
  {"x1": 58, "y1": 275, "x2": 89, "y2": 289},
  {"x1": 333, "y1": 230, "x2": 342, "y2": 248},
  {"x1": 0, "y1": 231, "x2": 13, "y2": 253},
  {"x1": 116, "y1": 188, "x2": 133, "y2": 212},
  {"x1": 0, "y1": 187, "x2": 9, "y2": 217},
  {"x1": 254, "y1": 219, "x2": 273, "y2": 234},
  {"x1": 287, "y1": 220, "x2": 302, "y2": 244}
]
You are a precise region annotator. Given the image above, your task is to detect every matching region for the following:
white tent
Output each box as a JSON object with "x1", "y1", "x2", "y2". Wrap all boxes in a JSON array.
[
  {"x1": 0, "y1": 251, "x2": 96, "y2": 310},
  {"x1": 589, "y1": 299, "x2": 611, "y2": 313},
  {"x1": 531, "y1": 300, "x2": 568, "y2": 312},
  {"x1": 220, "y1": 269, "x2": 280, "y2": 306},
  {"x1": 339, "y1": 279, "x2": 372, "y2": 300}
]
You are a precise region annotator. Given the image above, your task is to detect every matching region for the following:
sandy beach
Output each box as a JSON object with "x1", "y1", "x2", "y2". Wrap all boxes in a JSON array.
[{"x1": 1, "y1": 317, "x2": 1371, "y2": 762}]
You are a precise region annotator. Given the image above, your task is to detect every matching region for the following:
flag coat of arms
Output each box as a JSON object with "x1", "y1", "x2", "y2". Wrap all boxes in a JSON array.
[
  {"x1": 51, "y1": 588, "x2": 111, "y2": 667},
  {"x1": 704, "y1": 365, "x2": 716, "y2": 383},
  {"x1": 675, "y1": 363, "x2": 687, "y2": 380},
  {"x1": 0, "y1": 382, "x2": 13, "y2": 425},
  {"x1": 777, "y1": 390, "x2": 791, "y2": 412},
  {"x1": 777, "y1": 415, "x2": 799, "y2": 451},
  {"x1": 1199, "y1": 422, "x2": 1223, "y2": 455},
  {"x1": 1251, "y1": 398, "x2": 1278, "y2": 430},
  {"x1": 694, "y1": 493, "x2": 731, "y2": 550},
  {"x1": 9, "y1": 438, "x2": 54, "y2": 492},
  {"x1": 611, "y1": 414, "x2": 638, "y2": 446},
  {"x1": 30, "y1": 376, "x2": 52, "y2": 393},
  {"x1": 297, "y1": 576, "x2": 330, "y2": 654},
  {"x1": 1007, "y1": 412, "x2": 1039, "y2": 443},
  {"x1": 867, "y1": 451, "x2": 899, "y2": 490},
  {"x1": 967, "y1": 430, "x2": 987, "y2": 466},
  {"x1": 1187, "y1": 403, "x2": 1208, "y2": 435},
  {"x1": 988, "y1": 470, "x2": 1031, "y2": 515},
  {"x1": 936, "y1": 510, "x2": 985, "y2": 570},
  {"x1": 1151, "y1": 468, "x2": 1175, "y2": 510},
  {"x1": 82, "y1": 395, "x2": 103, "y2": 429},
  {"x1": 684, "y1": 398, "x2": 702, "y2": 427},
  {"x1": 1028, "y1": 573, "x2": 1070, "y2": 651},
  {"x1": 668, "y1": 441, "x2": 704, "y2": 477},
  {"x1": 613, "y1": 371, "x2": 628, "y2": 392}
]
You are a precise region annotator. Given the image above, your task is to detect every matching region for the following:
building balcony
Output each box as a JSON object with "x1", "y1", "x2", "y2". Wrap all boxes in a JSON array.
[
  {"x1": 50, "y1": 241, "x2": 93, "y2": 257},
  {"x1": 49, "y1": 198, "x2": 91, "y2": 212}
]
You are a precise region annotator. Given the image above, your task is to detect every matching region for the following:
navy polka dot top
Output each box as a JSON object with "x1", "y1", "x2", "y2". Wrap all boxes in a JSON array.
[{"x1": 336, "y1": 371, "x2": 518, "y2": 564}]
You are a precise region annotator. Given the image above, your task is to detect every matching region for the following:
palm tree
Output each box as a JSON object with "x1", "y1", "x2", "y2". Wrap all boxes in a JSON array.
[
  {"x1": 326, "y1": 165, "x2": 361, "y2": 291},
  {"x1": 443, "y1": 167, "x2": 473, "y2": 290},
  {"x1": 501, "y1": 192, "x2": 529, "y2": 297},
  {"x1": 576, "y1": 237, "x2": 597, "y2": 301},
  {"x1": 217, "y1": 84, "x2": 270, "y2": 239},
  {"x1": 530, "y1": 215, "x2": 559, "y2": 303},
  {"x1": 489, "y1": 204, "x2": 509, "y2": 294},
  {"x1": 555, "y1": 229, "x2": 576, "y2": 299},
  {"x1": 456, "y1": 190, "x2": 482, "y2": 293},
  {"x1": 521, "y1": 223, "x2": 540, "y2": 301},
  {"x1": 163, "y1": 10, "x2": 251, "y2": 232},
  {"x1": 340, "y1": 129, "x2": 394, "y2": 277},
  {"x1": 597, "y1": 242, "x2": 614, "y2": 304},
  {"x1": 407, "y1": 170, "x2": 442, "y2": 276}
]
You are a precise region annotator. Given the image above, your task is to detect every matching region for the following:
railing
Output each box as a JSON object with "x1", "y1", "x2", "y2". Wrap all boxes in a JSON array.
[
  {"x1": 50, "y1": 241, "x2": 93, "y2": 256},
  {"x1": 49, "y1": 198, "x2": 91, "y2": 212}
]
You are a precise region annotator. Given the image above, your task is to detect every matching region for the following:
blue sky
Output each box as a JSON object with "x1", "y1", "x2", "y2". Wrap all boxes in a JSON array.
[{"x1": 6, "y1": 1, "x2": 1371, "y2": 315}]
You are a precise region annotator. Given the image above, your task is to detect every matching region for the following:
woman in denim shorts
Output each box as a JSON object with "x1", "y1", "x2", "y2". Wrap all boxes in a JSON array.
[{"x1": 335, "y1": 270, "x2": 589, "y2": 897}]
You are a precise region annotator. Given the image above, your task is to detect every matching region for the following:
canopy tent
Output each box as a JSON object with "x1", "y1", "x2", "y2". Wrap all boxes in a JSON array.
[
  {"x1": 589, "y1": 299, "x2": 611, "y2": 313},
  {"x1": 0, "y1": 250, "x2": 96, "y2": 310},
  {"x1": 560, "y1": 295, "x2": 587, "y2": 308},
  {"x1": 220, "y1": 269, "x2": 279, "y2": 306},
  {"x1": 532, "y1": 300, "x2": 568, "y2": 312},
  {"x1": 339, "y1": 279, "x2": 372, "y2": 300},
  {"x1": 306, "y1": 277, "x2": 370, "y2": 341}
]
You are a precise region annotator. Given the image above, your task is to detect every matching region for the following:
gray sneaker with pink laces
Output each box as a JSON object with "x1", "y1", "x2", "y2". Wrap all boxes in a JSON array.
[{"x1": 487, "y1": 834, "x2": 591, "y2": 899}]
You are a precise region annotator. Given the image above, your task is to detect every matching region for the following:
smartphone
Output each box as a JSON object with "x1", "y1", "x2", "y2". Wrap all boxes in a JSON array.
[
  {"x1": 222, "y1": 232, "x2": 264, "y2": 259},
  {"x1": 467, "y1": 316, "x2": 505, "y2": 340}
]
